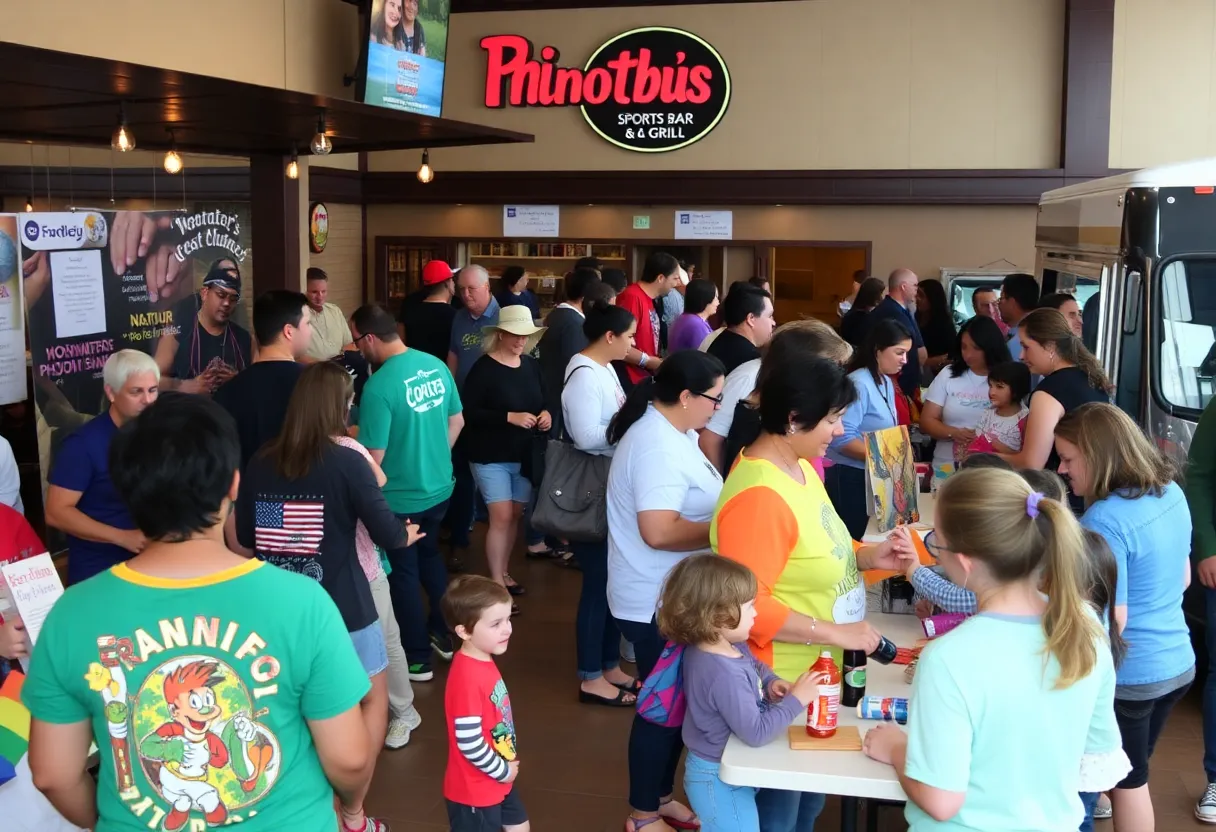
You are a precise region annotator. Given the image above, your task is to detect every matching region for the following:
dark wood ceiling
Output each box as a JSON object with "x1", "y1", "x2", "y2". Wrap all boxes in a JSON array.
[
  {"x1": 451, "y1": 0, "x2": 799, "y2": 11},
  {"x1": 0, "y1": 41, "x2": 532, "y2": 158}
]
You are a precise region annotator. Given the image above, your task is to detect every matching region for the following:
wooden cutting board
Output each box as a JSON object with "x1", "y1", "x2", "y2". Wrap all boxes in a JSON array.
[{"x1": 787, "y1": 724, "x2": 863, "y2": 751}]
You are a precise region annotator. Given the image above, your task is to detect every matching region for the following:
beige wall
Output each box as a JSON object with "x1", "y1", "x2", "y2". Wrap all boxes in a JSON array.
[
  {"x1": 310, "y1": 203, "x2": 364, "y2": 315},
  {"x1": 1110, "y1": 0, "x2": 1216, "y2": 169},
  {"x1": 4, "y1": 0, "x2": 359, "y2": 98},
  {"x1": 370, "y1": 0, "x2": 1064, "y2": 173},
  {"x1": 365, "y1": 204, "x2": 1038, "y2": 289}
]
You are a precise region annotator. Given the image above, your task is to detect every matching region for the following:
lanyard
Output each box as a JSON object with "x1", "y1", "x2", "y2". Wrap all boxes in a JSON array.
[{"x1": 875, "y1": 374, "x2": 898, "y2": 424}]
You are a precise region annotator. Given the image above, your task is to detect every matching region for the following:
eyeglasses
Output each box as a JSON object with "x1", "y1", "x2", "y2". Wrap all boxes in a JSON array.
[
  {"x1": 695, "y1": 391, "x2": 724, "y2": 408},
  {"x1": 921, "y1": 530, "x2": 949, "y2": 560},
  {"x1": 353, "y1": 332, "x2": 372, "y2": 345}
]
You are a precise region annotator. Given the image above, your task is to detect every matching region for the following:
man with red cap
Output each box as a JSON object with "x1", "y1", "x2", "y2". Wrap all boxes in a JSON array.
[{"x1": 398, "y1": 259, "x2": 457, "y2": 362}]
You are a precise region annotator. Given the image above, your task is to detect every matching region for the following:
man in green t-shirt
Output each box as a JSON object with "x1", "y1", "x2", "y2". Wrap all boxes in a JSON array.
[
  {"x1": 352, "y1": 304, "x2": 464, "y2": 683},
  {"x1": 23, "y1": 396, "x2": 375, "y2": 832}
]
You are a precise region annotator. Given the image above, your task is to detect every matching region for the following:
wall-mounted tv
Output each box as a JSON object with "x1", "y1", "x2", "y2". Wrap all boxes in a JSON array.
[{"x1": 362, "y1": 0, "x2": 451, "y2": 117}]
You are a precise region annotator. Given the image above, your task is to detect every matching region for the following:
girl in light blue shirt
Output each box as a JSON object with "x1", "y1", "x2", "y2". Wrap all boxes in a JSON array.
[
  {"x1": 824, "y1": 318, "x2": 911, "y2": 538},
  {"x1": 1055, "y1": 402, "x2": 1193, "y2": 831},
  {"x1": 862, "y1": 467, "x2": 1127, "y2": 831}
]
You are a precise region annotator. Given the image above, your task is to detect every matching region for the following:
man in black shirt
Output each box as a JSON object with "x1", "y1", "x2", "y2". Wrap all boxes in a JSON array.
[
  {"x1": 155, "y1": 265, "x2": 253, "y2": 394},
  {"x1": 707, "y1": 283, "x2": 775, "y2": 374},
  {"x1": 213, "y1": 290, "x2": 313, "y2": 468},
  {"x1": 537, "y1": 267, "x2": 601, "y2": 437},
  {"x1": 397, "y1": 260, "x2": 457, "y2": 362}
]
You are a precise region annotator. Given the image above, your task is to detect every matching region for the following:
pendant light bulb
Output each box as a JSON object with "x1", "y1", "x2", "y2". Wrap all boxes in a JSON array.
[
  {"x1": 163, "y1": 149, "x2": 183, "y2": 175},
  {"x1": 286, "y1": 152, "x2": 300, "y2": 180},
  {"x1": 416, "y1": 149, "x2": 434, "y2": 184},
  {"x1": 310, "y1": 113, "x2": 333, "y2": 156},
  {"x1": 23, "y1": 197, "x2": 33, "y2": 213},
  {"x1": 111, "y1": 106, "x2": 135, "y2": 152}
]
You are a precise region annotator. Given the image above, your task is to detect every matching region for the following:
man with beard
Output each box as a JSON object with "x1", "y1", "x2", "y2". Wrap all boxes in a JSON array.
[
  {"x1": 155, "y1": 265, "x2": 253, "y2": 394},
  {"x1": 45, "y1": 350, "x2": 160, "y2": 584},
  {"x1": 352, "y1": 304, "x2": 464, "y2": 682}
]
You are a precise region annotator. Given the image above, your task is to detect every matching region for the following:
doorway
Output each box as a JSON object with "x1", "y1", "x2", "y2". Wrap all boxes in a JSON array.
[{"x1": 767, "y1": 245, "x2": 869, "y2": 324}]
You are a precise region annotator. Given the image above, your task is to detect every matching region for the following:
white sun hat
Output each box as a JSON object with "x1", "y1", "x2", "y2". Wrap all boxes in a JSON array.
[{"x1": 481, "y1": 304, "x2": 548, "y2": 353}]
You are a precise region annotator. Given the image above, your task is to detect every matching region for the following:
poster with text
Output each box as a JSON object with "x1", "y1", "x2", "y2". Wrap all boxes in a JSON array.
[
  {"x1": 0, "y1": 216, "x2": 28, "y2": 406},
  {"x1": 364, "y1": 0, "x2": 451, "y2": 116},
  {"x1": 22, "y1": 207, "x2": 253, "y2": 509}
]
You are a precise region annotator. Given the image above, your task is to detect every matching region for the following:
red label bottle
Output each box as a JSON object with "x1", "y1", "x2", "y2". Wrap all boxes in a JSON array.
[{"x1": 806, "y1": 650, "x2": 842, "y2": 738}]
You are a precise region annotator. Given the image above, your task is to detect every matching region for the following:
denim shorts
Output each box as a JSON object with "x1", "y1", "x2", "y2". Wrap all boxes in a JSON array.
[
  {"x1": 350, "y1": 620, "x2": 389, "y2": 677},
  {"x1": 470, "y1": 461, "x2": 532, "y2": 505}
]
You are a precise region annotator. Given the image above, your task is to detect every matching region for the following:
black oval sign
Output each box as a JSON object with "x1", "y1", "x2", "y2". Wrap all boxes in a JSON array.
[{"x1": 580, "y1": 27, "x2": 731, "y2": 153}]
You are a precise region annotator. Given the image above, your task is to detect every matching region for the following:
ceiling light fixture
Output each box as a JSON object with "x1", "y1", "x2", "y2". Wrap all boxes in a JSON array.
[
  {"x1": 416, "y1": 149, "x2": 434, "y2": 184},
  {"x1": 310, "y1": 111, "x2": 333, "y2": 156},
  {"x1": 24, "y1": 196, "x2": 33, "y2": 213},
  {"x1": 163, "y1": 129, "x2": 183, "y2": 174},
  {"x1": 286, "y1": 147, "x2": 300, "y2": 180},
  {"x1": 111, "y1": 103, "x2": 136, "y2": 152}
]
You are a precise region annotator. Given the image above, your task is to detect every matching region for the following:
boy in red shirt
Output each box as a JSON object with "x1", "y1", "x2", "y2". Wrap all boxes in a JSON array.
[{"x1": 441, "y1": 575, "x2": 528, "y2": 832}]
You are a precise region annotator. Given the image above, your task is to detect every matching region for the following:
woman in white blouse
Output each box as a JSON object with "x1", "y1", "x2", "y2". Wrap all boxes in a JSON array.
[
  {"x1": 606, "y1": 349, "x2": 727, "y2": 832},
  {"x1": 562, "y1": 300, "x2": 640, "y2": 707}
]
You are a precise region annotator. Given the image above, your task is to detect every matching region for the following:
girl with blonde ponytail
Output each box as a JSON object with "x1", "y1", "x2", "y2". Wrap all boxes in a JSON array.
[{"x1": 863, "y1": 468, "x2": 1127, "y2": 830}]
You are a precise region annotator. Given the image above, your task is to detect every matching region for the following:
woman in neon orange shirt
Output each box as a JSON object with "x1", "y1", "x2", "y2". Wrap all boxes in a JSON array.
[{"x1": 712, "y1": 353, "x2": 913, "y2": 831}]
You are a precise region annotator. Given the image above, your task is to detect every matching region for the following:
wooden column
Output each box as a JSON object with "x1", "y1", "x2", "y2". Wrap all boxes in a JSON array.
[
  {"x1": 1060, "y1": 0, "x2": 1115, "y2": 177},
  {"x1": 249, "y1": 154, "x2": 301, "y2": 293}
]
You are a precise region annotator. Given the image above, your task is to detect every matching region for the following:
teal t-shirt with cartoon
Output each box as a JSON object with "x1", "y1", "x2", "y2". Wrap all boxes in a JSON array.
[
  {"x1": 22, "y1": 560, "x2": 370, "y2": 832},
  {"x1": 359, "y1": 349, "x2": 463, "y2": 514}
]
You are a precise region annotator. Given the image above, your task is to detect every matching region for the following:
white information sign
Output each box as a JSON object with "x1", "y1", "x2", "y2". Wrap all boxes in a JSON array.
[
  {"x1": 503, "y1": 205, "x2": 560, "y2": 238},
  {"x1": 674, "y1": 210, "x2": 733, "y2": 240}
]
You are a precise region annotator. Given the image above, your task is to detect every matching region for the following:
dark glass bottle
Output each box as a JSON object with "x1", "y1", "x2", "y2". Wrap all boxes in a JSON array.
[{"x1": 841, "y1": 649, "x2": 867, "y2": 707}]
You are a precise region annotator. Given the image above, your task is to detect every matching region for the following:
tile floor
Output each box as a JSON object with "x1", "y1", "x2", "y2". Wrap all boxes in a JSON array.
[{"x1": 365, "y1": 549, "x2": 1213, "y2": 831}]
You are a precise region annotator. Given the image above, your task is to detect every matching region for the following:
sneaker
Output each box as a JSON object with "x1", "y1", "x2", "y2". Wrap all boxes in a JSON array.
[
  {"x1": 384, "y1": 711, "x2": 422, "y2": 749},
  {"x1": 1197, "y1": 783, "x2": 1216, "y2": 823},
  {"x1": 430, "y1": 632, "x2": 455, "y2": 661},
  {"x1": 1093, "y1": 793, "x2": 1112, "y2": 820},
  {"x1": 407, "y1": 662, "x2": 434, "y2": 682},
  {"x1": 620, "y1": 637, "x2": 636, "y2": 664}
]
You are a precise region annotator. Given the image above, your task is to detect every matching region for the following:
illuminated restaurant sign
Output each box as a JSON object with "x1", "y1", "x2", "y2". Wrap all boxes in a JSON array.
[{"x1": 481, "y1": 27, "x2": 731, "y2": 153}]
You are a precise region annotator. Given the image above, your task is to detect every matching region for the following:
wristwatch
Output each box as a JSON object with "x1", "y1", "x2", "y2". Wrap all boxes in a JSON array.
[{"x1": 639, "y1": 352, "x2": 650, "y2": 369}]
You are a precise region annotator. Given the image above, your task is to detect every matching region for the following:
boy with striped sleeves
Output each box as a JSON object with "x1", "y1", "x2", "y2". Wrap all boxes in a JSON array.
[{"x1": 441, "y1": 576, "x2": 528, "y2": 832}]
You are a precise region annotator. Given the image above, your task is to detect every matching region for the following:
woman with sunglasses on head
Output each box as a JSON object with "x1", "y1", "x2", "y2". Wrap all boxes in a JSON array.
[
  {"x1": 713, "y1": 353, "x2": 915, "y2": 832},
  {"x1": 863, "y1": 466, "x2": 1127, "y2": 831},
  {"x1": 606, "y1": 349, "x2": 726, "y2": 832},
  {"x1": 1055, "y1": 403, "x2": 1193, "y2": 832},
  {"x1": 825, "y1": 318, "x2": 913, "y2": 539}
]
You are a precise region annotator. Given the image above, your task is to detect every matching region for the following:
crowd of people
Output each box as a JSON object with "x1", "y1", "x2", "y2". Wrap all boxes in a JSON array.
[{"x1": 3, "y1": 255, "x2": 1214, "y2": 832}]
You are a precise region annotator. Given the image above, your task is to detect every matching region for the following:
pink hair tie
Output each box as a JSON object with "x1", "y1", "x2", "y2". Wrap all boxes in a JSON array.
[{"x1": 1026, "y1": 491, "x2": 1045, "y2": 518}]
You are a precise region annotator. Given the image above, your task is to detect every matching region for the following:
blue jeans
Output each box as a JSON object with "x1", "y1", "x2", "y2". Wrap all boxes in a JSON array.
[
  {"x1": 444, "y1": 444, "x2": 475, "y2": 549},
  {"x1": 1078, "y1": 791, "x2": 1100, "y2": 832},
  {"x1": 387, "y1": 500, "x2": 450, "y2": 666},
  {"x1": 572, "y1": 539, "x2": 620, "y2": 680},
  {"x1": 1204, "y1": 587, "x2": 1216, "y2": 783},
  {"x1": 754, "y1": 789, "x2": 826, "y2": 832},
  {"x1": 684, "y1": 752, "x2": 759, "y2": 832}
]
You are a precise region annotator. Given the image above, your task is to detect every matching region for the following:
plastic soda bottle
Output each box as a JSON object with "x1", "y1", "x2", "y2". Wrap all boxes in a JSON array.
[{"x1": 805, "y1": 650, "x2": 842, "y2": 738}]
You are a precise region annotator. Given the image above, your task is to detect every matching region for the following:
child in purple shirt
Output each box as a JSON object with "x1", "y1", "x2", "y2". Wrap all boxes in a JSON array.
[{"x1": 657, "y1": 555, "x2": 823, "y2": 832}]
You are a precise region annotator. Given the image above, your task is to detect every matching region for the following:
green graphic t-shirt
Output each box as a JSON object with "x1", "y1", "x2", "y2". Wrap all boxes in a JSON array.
[
  {"x1": 22, "y1": 559, "x2": 370, "y2": 832},
  {"x1": 359, "y1": 349, "x2": 463, "y2": 514}
]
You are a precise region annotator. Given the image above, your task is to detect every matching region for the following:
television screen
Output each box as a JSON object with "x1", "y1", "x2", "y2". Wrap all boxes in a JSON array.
[{"x1": 363, "y1": 0, "x2": 451, "y2": 117}]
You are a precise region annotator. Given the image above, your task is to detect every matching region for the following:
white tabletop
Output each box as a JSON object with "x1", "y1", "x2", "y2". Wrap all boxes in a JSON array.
[{"x1": 718, "y1": 613, "x2": 924, "y2": 801}]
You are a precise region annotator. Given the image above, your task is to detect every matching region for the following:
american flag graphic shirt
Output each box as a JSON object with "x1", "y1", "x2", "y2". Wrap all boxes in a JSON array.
[{"x1": 254, "y1": 498, "x2": 325, "y2": 556}]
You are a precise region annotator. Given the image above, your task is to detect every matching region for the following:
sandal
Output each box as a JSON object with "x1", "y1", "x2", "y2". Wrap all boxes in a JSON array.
[
  {"x1": 625, "y1": 816, "x2": 666, "y2": 832},
  {"x1": 526, "y1": 546, "x2": 558, "y2": 559},
  {"x1": 611, "y1": 677, "x2": 642, "y2": 694},
  {"x1": 579, "y1": 687, "x2": 637, "y2": 707},
  {"x1": 503, "y1": 574, "x2": 527, "y2": 597},
  {"x1": 659, "y1": 798, "x2": 700, "y2": 831},
  {"x1": 554, "y1": 550, "x2": 581, "y2": 570}
]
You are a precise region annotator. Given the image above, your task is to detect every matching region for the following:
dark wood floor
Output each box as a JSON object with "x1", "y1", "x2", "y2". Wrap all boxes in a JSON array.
[{"x1": 364, "y1": 543, "x2": 1211, "y2": 831}]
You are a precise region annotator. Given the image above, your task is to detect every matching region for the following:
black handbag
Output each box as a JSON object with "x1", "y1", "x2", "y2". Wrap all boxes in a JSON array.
[
  {"x1": 531, "y1": 364, "x2": 612, "y2": 541},
  {"x1": 531, "y1": 439, "x2": 612, "y2": 542}
]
